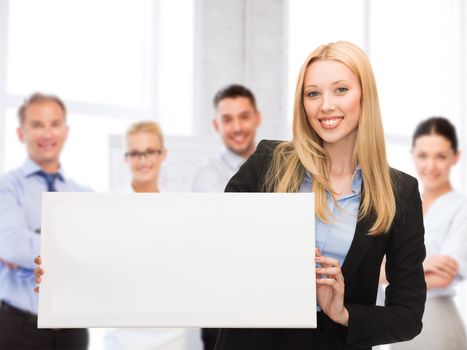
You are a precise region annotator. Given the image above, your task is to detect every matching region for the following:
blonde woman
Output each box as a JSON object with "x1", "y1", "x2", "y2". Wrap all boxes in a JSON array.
[
  {"x1": 117, "y1": 121, "x2": 167, "y2": 193},
  {"x1": 105, "y1": 121, "x2": 186, "y2": 350},
  {"x1": 215, "y1": 41, "x2": 426, "y2": 349}
]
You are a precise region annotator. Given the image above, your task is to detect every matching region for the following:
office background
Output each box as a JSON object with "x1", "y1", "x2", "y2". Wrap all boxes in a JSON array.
[{"x1": 0, "y1": 0, "x2": 466, "y2": 348}]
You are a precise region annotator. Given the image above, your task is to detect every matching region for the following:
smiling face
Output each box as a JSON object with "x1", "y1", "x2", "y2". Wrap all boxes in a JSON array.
[
  {"x1": 125, "y1": 131, "x2": 166, "y2": 185},
  {"x1": 302, "y1": 59, "x2": 362, "y2": 150},
  {"x1": 17, "y1": 101, "x2": 68, "y2": 172},
  {"x1": 412, "y1": 134, "x2": 459, "y2": 192},
  {"x1": 213, "y1": 97, "x2": 261, "y2": 158}
]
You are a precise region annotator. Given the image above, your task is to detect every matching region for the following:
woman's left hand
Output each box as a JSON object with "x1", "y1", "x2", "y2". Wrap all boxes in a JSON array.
[{"x1": 315, "y1": 248, "x2": 349, "y2": 326}]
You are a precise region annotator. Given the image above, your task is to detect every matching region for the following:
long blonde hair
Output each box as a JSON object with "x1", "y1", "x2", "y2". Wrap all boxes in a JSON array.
[{"x1": 265, "y1": 41, "x2": 395, "y2": 235}]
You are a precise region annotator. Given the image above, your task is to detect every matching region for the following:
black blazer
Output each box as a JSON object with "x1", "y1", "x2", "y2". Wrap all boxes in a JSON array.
[{"x1": 216, "y1": 140, "x2": 426, "y2": 350}]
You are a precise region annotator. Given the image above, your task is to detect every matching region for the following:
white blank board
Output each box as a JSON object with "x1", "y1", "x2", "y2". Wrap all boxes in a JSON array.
[{"x1": 38, "y1": 192, "x2": 316, "y2": 328}]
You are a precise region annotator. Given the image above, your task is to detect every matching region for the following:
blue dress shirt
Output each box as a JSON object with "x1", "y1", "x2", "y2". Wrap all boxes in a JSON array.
[
  {"x1": 300, "y1": 168, "x2": 362, "y2": 270},
  {"x1": 300, "y1": 167, "x2": 362, "y2": 311},
  {"x1": 0, "y1": 158, "x2": 91, "y2": 314}
]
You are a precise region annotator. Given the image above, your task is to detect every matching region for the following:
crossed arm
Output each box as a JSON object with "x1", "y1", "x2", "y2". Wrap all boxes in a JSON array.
[{"x1": 380, "y1": 254, "x2": 459, "y2": 290}]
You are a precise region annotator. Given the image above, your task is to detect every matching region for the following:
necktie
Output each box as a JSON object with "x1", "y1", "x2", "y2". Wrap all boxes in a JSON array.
[{"x1": 36, "y1": 170, "x2": 59, "y2": 192}]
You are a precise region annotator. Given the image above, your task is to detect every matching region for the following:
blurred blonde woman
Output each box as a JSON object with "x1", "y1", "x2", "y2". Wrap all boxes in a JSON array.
[
  {"x1": 104, "y1": 121, "x2": 187, "y2": 350},
  {"x1": 118, "y1": 121, "x2": 167, "y2": 193}
]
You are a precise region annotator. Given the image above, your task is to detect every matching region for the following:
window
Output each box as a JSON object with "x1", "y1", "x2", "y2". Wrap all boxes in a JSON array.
[
  {"x1": 7, "y1": 0, "x2": 148, "y2": 107},
  {"x1": 287, "y1": 0, "x2": 365, "y2": 122},
  {"x1": 370, "y1": 0, "x2": 463, "y2": 187},
  {"x1": 0, "y1": 0, "x2": 194, "y2": 190},
  {"x1": 370, "y1": 0, "x2": 461, "y2": 137}
]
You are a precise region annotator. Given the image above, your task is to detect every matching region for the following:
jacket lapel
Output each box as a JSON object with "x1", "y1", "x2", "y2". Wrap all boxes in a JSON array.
[{"x1": 341, "y1": 211, "x2": 374, "y2": 281}]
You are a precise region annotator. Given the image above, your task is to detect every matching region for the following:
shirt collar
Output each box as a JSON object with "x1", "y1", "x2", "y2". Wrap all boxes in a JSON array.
[
  {"x1": 20, "y1": 158, "x2": 66, "y2": 182},
  {"x1": 351, "y1": 165, "x2": 362, "y2": 195},
  {"x1": 220, "y1": 147, "x2": 248, "y2": 172},
  {"x1": 303, "y1": 165, "x2": 362, "y2": 195}
]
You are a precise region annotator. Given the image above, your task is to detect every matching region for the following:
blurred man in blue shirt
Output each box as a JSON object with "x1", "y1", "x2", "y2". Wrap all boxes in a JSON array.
[{"x1": 0, "y1": 93, "x2": 90, "y2": 349}]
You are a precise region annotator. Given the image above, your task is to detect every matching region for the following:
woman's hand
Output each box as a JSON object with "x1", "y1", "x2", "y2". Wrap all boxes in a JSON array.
[
  {"x1": 423, "y1": 255, "x2": 458, "y2": 289},
  {"x1": 315, "y1": 248, "x2": 349, "y2": 326},
  {"x1": 423, "y1": 255, "x2": 458, "y2": 279},
  {"x1": 33, "y1": 255, "x2": 44, "y2": 293}
]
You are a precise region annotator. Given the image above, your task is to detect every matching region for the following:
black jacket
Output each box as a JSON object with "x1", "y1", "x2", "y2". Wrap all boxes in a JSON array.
[{"x1": 216, "y1": 140, "x2": 426, "y2": 350}]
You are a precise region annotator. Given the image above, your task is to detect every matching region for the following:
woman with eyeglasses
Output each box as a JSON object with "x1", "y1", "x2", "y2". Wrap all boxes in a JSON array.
[
  {"x1": 103, "y1": 120, "x2": 188, "y2": 349},
  {"x1": 118, "y1": 121, "x2": 168, "y2": 193}
]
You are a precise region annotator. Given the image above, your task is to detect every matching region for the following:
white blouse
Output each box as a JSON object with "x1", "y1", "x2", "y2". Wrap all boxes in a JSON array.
[
  {"x1": 425, "y1": 190, "x2": 467, "y2": 299},
  {"x1": 104, "y1": 181, "x2": 187, "y2": 350},
  {"x1": 114, "y1": 181, "x2": 165, "y2": 194}
]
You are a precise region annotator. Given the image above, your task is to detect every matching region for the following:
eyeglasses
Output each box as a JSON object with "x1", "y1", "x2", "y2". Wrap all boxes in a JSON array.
[{"x1": 125, "y1": 149, "x2": 163, "y2": 160}]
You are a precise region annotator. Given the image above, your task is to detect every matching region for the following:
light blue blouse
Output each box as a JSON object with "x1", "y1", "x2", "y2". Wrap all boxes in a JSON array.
[{"x1": 299, "y1": 168, "x2": 362, "y2": 269}]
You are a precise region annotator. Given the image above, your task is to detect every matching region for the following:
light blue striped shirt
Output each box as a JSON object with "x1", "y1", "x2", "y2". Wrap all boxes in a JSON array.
[
  {"x1": 299, "y1": 168, "x2": 362, "y2": 270},
  {"x1": 0, "y1": 158, "x2": 91, "y2": 314}
]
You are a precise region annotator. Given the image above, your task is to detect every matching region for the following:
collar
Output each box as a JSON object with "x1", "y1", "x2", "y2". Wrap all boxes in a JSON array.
[
  {"x1": 303, "y1": 165, "x2": 362, "y2": 196},
  {"x1": 220, "y1": 147, "x2": 248, "y2": 172},
  {"x1": 20, "y1": 158, "x2": 65, "y2": 182},
  {"x1": 350, "y1": 165, "x2": 362, "y2": 195}
]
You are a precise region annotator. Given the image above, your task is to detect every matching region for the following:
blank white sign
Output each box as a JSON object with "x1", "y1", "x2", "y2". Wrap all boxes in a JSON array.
[{"x1": 38, "y1": 193, "x2": 316, "y2": 328}]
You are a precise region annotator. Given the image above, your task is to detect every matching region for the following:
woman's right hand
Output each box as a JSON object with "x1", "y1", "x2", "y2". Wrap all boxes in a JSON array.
[
  {"x1": 315, "y1": 248, "x2": 349, "y2": 326},
  {"x1": 33, "y1": 255, "x2": 44, "y2": 293}
]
